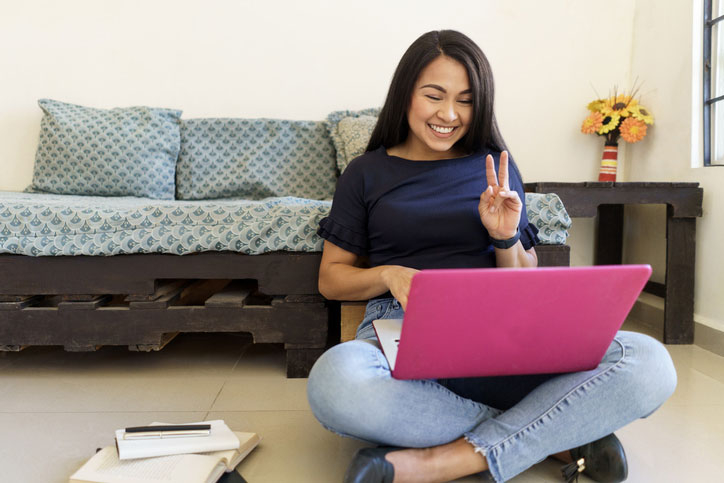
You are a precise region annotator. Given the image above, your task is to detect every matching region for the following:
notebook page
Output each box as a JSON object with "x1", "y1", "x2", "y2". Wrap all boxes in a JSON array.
[{"x1": 70, "y1": 447, "x2": 222, "y2": 483}]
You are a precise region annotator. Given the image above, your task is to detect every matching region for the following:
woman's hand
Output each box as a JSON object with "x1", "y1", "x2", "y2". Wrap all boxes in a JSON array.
[
  {"x1": 478, "y1": 151, "x2": 522, "y2": 240},
  {"x1": 380, "y1": 265, "x2": 420, "y2": 311}
]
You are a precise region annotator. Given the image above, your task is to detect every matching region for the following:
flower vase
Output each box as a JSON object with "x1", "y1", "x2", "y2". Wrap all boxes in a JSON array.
[{"x1": 598, "y1": 142, "x2": 618, "y2": 182}]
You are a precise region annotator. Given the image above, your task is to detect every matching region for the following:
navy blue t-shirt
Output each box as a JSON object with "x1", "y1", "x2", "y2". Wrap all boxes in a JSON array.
[{"x1": 318, "y1": 145, "x2": 539, "y2": 271}]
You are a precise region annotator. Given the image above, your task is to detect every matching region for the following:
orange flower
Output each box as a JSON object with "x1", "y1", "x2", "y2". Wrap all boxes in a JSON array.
[
  {"x1": 581, "y1": 111, "x2": 604, "y2": 134},
  {"x1": 619, "y1": 117, "x2": 647, "y2": 143}
]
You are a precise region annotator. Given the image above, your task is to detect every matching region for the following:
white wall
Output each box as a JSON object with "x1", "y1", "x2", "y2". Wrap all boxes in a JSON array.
[
  {"x1": 0, "y1": 0, "x2": 634, "y2": 190},
  {"x1": 624, "y1": 0, "x2": 724, "y2": 333},
  {"x1": 3, "y1": 0, "x2": 719, "y2": 331}
]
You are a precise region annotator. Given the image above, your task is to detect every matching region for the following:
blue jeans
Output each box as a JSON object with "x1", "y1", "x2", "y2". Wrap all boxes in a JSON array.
[{"x1": 307, "y1": 298, "x2": 677, "y2": 482}]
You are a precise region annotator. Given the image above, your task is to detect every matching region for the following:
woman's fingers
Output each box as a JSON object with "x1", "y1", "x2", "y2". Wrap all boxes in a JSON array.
[
  {"x1": 480, "y1": 185, "x2": 494, "y2": 213},
  {"x1": 499, "y1": 151, "x2": 510, "y2": 189},
  {"x1": 485, "y1": 154, "x2": 498, "y2": 187}
]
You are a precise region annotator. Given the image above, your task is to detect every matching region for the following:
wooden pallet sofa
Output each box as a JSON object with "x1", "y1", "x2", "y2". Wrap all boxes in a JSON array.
[{"x1": 0, "y1": 102, "x2": 571, "y2": 377}]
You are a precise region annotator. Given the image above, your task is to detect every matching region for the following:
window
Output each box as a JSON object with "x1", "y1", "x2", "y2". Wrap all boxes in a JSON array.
[{"x1": 705, "y1": 0, "x2": 724, "y2": 165}]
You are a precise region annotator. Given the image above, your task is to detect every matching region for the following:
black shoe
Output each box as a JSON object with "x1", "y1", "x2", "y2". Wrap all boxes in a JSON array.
[
  {"x1": 343, "y1": 447, "x2": 397, "y2": 483},
  {"x1": 561, "y1": 433, "x2": 628, "y2": 482}
]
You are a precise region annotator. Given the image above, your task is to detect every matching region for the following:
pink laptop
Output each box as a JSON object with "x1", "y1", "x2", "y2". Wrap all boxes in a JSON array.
[{"x1": 372, "y1": 265, "x2": 652, "y2": 380}]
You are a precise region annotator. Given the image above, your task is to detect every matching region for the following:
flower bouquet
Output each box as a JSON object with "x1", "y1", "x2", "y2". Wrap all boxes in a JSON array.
[{"x1": 581, "y1": 90, "x2": 654, "y2": 181}]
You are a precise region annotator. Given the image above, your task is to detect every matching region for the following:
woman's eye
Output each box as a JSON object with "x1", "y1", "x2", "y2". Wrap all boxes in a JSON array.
[
  {"x1": 459, "y1": 100, "x2": 473, "y2": 104},
  {"x1": 425, "y1": 95, "x2": 442, "y2": 101}
]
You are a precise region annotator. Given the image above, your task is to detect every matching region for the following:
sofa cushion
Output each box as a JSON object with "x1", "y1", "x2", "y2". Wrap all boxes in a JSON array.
[
  {"x1": 176, "y1": 118, "x2": 337, "y2": 200},
  {"x1": 30, "y1": 99, "x2": 182, "y2": 200},
  {"x1": 334, "y1": 116, "x2": 378, "y2": 174},
  {"x1": 326, "y1": 108, "x2": 380, "y2": 173},
  {"x1": 0, "y1": 191, "x2": 330, "y2": 256},
  {"x1": 525, "y1": 192, "x2": 571, "y2": 245},
  {"x1": 0, "y1": 191, "x2": 569, "y2": 257}
]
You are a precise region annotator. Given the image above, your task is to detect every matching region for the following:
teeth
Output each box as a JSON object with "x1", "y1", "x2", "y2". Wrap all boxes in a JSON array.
[{"x1": 429, "y1": 124, "x2": 455, "y2": 134}]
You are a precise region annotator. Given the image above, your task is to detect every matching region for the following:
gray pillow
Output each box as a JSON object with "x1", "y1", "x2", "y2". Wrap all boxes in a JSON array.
[
  {"x1": 334, "y1": 116, "x2": 378, "y2": 173},
  {"x1": 31, "y1": 99, "x2": 182, "y2": 199},
  {"x1": 326, "y1": 108, "x2": 380, "y2": 173}
]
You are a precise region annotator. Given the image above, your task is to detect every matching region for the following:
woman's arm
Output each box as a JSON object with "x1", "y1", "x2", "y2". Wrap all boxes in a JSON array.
[
  {"x1": 318, "y1": 240, "x2": 419, "y2": 308},
  {"x1": 479, "y1": 151, "x2": 538, "y2": 268},
  {"x1": 494, "y1": 243, "x2": 538, "y2": 268}
]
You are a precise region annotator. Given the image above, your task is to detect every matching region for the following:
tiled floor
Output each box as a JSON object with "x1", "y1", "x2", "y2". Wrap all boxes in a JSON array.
[{"x1": 1, "y1": 318, "x2": 723, "y2": 482}]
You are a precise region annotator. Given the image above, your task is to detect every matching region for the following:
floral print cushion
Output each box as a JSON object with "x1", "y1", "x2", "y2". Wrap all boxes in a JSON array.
[
  {"x1": 0, "y1": 191, "x2": 569, "y2": 257},
  {"x1": 0, "y1": 191, "x2": 330, "y2": 256},
  {"x1": 31, "y1": 99, "x2": 181, "y2": 200},
  {"x1": 176, "y1": 118, "x2": 338, "y2": 201}
]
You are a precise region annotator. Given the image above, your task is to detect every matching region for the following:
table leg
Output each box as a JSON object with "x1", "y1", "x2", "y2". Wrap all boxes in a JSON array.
[
  {"x1": 665, "y1": 207, "x2": 696, "y2": 344},
  {"x1": 595, "y1": 204, "x2": 624, "y2": 266}
]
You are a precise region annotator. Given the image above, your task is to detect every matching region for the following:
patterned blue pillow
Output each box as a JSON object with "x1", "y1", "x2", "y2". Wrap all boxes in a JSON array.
[
  {"x1": 525, "y1": 193, "x2": 572, "y2": 245},
  {"x1": 31, "y1": 99, "x2": 182, "y2": 200},
  {"x1": 176, "y1": 118, "x2": 338, "y2": 200}
]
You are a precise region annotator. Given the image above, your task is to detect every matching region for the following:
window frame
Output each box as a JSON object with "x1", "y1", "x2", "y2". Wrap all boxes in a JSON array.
[{"x1": 704, "y1": 0, "x2": 724, "y2": 166}]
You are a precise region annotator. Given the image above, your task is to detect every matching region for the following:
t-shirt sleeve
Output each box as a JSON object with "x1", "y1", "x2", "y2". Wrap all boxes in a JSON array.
[
  {"x1": 317, "y1": 158, "x2": 368, "y2": 255},
  {"x1": 508, "y1": 156, "x2": 540, "y2": 250}
]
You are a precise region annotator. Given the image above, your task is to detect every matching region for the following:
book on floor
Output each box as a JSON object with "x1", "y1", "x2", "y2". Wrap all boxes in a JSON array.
[
  {"x1": 115, "y1": 420, "x2": 240, "y2": 460},
  {"x1": 69, "y1": 431, "x2": 260, "y2": 483}
]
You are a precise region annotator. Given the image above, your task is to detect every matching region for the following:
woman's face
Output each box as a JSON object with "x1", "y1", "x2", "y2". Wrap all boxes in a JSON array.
[{"x1": 404, "y1": 55, "x2": 473, "y2": 159}]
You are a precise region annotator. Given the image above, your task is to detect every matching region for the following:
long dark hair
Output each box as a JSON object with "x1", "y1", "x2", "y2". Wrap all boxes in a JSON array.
[{"x1": 366, "y1": 30, "x2": 509, "y2": 156}]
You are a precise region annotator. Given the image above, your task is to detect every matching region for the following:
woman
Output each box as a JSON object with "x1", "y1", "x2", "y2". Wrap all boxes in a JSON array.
[{"x1": 307, "y1": 30, "x2": 676, "y2": 483}]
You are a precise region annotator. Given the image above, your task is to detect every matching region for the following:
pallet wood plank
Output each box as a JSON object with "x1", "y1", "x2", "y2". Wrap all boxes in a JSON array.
[
  {"x1": 125, "y1": 280, "x2": 187, "y2": 302},
  {"x1": 204, "y1": 281, "x2": 253, "y2": 308},
  {"x1": 128, "y1": 281, "x2": 190, "y2": 309},
  {"x1": 0, "y1": 345, "x2": 26, "y2": 351},
  {"x1": 177, "y1": 280, "x2": 231, "y2": 306},
  {"x1": 58, "y1": 295, "x2": 112, "y2": 311},
  {"x1": 64, "y1": 344, "x2": 102, "y2": 352},
  {"x1": 0, "y1": 252, "x2": 322, "y2": 295},
  {"x1": 0, "y1": 296, "x2": 42, "y2": 311},
  {"x1": 341, "y1": 302, "x2": 366, "y2": 342},
  {"x1": 61, "y1": 294, "x2": 104, "y2": 302},
  {"x1": 129, "y1": 332, "x2": 179, "y2": 352},
  {"x1": 283, "y1": 294, "x2": 325, "y2": 304},
  {"x1": 0, "y1": 295, "x2": 35, "y2": 302}
]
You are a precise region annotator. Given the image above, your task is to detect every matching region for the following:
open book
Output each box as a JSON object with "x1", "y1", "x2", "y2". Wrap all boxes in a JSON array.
[{"x1": 69, "y1": 431, "x2": 260, "y2": 483}]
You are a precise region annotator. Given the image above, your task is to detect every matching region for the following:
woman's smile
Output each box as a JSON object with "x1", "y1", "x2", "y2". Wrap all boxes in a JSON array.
[{"x1": 428, "y1": 123, "x2": 458, "y2": 137}]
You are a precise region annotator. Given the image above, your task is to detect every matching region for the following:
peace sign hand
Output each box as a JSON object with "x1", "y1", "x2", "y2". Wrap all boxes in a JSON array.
[{"x1": 478, "y1": 151, "x2": 522, "y2": 240}]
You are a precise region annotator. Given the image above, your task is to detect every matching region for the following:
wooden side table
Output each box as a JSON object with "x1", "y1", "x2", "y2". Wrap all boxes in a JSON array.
[{"x1": 524, "y1": 182, "x2": 703, "y2": 344}]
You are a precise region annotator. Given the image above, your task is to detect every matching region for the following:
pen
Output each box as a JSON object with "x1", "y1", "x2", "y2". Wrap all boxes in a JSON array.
[{"x1": 123, "y1": 424, "x2": 212, "y2": 440}]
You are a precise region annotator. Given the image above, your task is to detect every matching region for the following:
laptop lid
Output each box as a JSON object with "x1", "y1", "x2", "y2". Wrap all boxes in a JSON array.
[{"x1": 383, "y1": 264, "x2": 651, "y2": 380}]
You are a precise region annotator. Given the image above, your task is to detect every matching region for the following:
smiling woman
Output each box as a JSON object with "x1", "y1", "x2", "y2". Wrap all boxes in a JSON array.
[{"x1": 307, "y1": 29, "x2": 676, "y2": 483}]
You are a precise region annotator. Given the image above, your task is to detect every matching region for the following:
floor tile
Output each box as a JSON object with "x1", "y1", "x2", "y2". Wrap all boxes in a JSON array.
[
  {"x1": 211, "y1": 344, "x2": 310, "y2": 411},
  {"x1": 0, "y1": 373, "x2": 227, "y2": 412},
  {"x1": 663, "y1": 364, "x2": 724, "y2": 406},
  {"x1": 2, "y1": 332, "x2": 251, "y2": 378},
  {"x1": 666, "y1": 343, "x2": 724, "y2": 385},
  {"x1": 621, "y1": 316, "x2": 662, "y2": 341},
  {"x1": 616, "y1": 403, "x2": 724, "y2": 481},
  {"x1": 207, "y1": 410, "x2": 369, "y2": 483},
  {"x1": 0, "y1": 333, "x2": 251, "y2": 412},
  {"x1": 0, "y1": 411, "x2": 205, "y2": 483}
]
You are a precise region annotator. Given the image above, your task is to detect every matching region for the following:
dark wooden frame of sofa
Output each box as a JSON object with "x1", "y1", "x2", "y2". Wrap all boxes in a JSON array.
[{"x1": 0, "y1": 247, "x2": 569, "y2": 378}]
